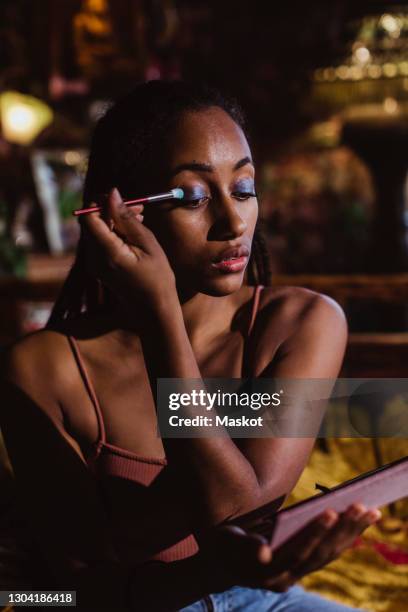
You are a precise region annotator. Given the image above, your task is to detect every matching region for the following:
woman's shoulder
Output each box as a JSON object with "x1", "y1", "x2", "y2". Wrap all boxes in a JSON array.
[
  {"x1": 1, "y1": 328, "x2": 77, "y2": 402},
  {"x1": 259, "y1": 284, "x2": 345, "y2": 315},
  {"x1": 247, "y1": 285, "x2": 347, "y2": 377},
  {"x1": 257, "y1": 284, "x2": 347, "y2": 340},
  {"x1": 4, "y1": 327, "x2": 69, "y2": 366},
  {"x1": 1, "y1": 328, "x2": 91, "y2": 475}
]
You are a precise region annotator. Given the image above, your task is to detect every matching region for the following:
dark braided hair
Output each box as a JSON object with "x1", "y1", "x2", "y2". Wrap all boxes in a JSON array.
[{"x1": 47, "y1": 80, "x2": 272, "y2": 329}]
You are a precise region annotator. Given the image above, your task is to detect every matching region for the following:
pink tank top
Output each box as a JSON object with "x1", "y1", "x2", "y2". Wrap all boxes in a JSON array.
[{"x1": 66, "y1": 284, "x2": 265, "y2": 563}]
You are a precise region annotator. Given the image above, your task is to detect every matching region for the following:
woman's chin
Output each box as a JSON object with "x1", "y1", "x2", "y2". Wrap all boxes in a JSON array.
[{"x1": 200, "y1": 273, "x2": 246, "y2": 296}]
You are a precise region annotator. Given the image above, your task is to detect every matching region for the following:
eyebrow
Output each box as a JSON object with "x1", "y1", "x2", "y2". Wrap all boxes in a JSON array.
[{"x1": 170, "y1": 156, "x2": 253, "y2": 176}]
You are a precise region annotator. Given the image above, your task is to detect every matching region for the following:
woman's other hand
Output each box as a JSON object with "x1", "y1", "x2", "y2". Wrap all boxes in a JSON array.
[
  {"x1": 199, "y1": 503, "x2": 381, "y2": 593},
  {"x1": 81, "y1": 187, "x2": 177, "y2": 310}
]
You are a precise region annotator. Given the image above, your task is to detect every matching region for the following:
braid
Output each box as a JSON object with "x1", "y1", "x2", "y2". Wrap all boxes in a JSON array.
[
  {"x1": 46, "y1": 235, "x2": 101, "y2": 329},
  {"x1": 247, "y1": 222, "x2": 272, "y2": 286},
  {"x1": 46, "y1": 261, "x2": 85, "y2": 329}
]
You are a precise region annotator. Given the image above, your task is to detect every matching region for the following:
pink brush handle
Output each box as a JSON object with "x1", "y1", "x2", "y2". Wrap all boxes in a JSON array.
[{"x1": 73, "y1": 196, "x2": 148, "y2": 217}]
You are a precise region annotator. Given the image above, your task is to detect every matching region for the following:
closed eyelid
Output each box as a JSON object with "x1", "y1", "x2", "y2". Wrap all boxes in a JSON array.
[
  {"x1": 234, "y1": 179, "x2": 255, "y2": 185},
  {"x1": 232, "y1": 179, "x2": 256, "y2": 190},
  {"x1": 181, "y1": 187, "x2": 209, "y2": 200}
]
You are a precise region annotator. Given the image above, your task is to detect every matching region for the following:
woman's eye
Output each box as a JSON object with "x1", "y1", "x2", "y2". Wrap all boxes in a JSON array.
[
  {"x1": 233, "y1": 191, "x2": 257, "y2": 200},
  {"x1": 184, "y1": 196, "x2": 210, "y2": 208}
]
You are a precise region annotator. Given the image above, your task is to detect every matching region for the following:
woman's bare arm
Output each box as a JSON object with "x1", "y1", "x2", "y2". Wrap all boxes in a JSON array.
[
  {"x1": 139, "y1": 288, "x2": 347, "y2": 528},
  {"x1": 234, "y1": 291, "x2": 348, "y2": 507}
]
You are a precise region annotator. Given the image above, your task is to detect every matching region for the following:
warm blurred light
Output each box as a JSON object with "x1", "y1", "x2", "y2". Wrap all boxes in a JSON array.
[
  {"x1": 380, "y1": 14, "x2": 401, "y2": 37},
  {"x1": 354, "y1": 46, "x2": 371, "y2": 65},
  {"x1": 0, "y1": 91, "x2": 53, "y2": 145},
  {"x1": 87, "y1": 0, "x2": 107, "y2": 12},
  {"x1": 313, "y1": 8, "x2": 408, "y2": 88},
  {"x1": 307, "y1": 118, "x2": 341, "y2": 147},
  {"x1": 64, "y1": 151, "x2": 82, "y2": 166},
  {"x1": 399, "y1": 61, "x2": 408, "y2": 76},
  {"x1": 383, "y1": 97, "x2": 399, "y2": 114},
  {"x1": 367, "y1": 64, "x2": 382, "y2": 78},
  {"x1": 336, "y1": 65, "x2": 350, "y2": 80},
  {"x1": 350, "y1": 66, "x2": 363, "y2": 80},
  {"x1": 325, "y1": 67, "x2": 336, "y2": 81},
  {"x1": 383, "y1": 63, "x2": 398, "y2": 78}
]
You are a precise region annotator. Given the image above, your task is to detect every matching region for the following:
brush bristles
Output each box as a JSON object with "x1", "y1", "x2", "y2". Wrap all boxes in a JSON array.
[{"x1": 171, "y1": 188, "x2": 184, "y2": 199}]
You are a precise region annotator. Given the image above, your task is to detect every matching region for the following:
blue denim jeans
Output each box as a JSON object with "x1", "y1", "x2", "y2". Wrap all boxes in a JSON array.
[{"x1": 179, "y1": 584, "x2": 370, "y2": 611}]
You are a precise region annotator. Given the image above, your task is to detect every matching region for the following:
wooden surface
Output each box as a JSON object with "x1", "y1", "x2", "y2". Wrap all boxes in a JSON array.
[
  {"x1": 272, "y1": 274, "x2": 408, "y2": 304},
  {"x1": 0, "y1": 254, "x2": 73, "y2": 300}
]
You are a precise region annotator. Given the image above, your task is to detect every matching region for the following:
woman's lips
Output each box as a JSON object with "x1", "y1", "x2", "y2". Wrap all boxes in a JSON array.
[{"x1": 210, "y1": 256, "x2": 248, "y2": 273}]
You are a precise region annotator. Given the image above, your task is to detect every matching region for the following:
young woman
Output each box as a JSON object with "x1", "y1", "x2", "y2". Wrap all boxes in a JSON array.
[{"x1": 1, "y1": 81, "x2": 380, "y2": 611}]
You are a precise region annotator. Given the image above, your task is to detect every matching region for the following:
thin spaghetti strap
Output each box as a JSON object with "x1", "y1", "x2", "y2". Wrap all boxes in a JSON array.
[
  {"x1": 242, "y1": 284, "x2": 265, "y2": 378},
  {"x1": 67, "y1": 336, "x2": 106, "y2": 445},
  {"x1": 247, "y1": 284, "x2": 265, "y2": 337}
]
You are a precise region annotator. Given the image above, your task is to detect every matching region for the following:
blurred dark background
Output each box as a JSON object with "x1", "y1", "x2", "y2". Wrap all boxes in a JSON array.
[{"x1": 1, "y1": 0, "x2": 408, "y2": 374}]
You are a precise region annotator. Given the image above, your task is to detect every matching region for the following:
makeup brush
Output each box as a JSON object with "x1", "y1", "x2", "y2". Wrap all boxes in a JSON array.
[{"x1": 72, "y1": 188, "x2": 184, "y2": 216}]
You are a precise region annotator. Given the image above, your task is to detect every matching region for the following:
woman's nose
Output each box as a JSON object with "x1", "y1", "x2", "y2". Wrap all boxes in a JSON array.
[{"x1": 211, "y1": 197, "x2": 248, "y2": 240}]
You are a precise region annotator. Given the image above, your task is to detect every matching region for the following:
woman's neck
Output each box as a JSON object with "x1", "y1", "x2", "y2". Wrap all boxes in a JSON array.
[{"x1": 68, "y1": 284, "x2": 251, "y2": 351}]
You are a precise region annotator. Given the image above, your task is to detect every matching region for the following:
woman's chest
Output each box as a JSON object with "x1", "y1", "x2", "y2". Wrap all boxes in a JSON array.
[
  {"x1": 194, "y1": 330, "x2": 247, "y2": 377},
  {"x1": 65, "y1": 330, "x2": 252, "y2": 457}
]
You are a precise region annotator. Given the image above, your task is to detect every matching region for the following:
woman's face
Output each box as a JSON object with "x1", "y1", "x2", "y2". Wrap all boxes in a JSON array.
[{"x1": 143, "y1": 106, "x2": 258, "y2": 296}]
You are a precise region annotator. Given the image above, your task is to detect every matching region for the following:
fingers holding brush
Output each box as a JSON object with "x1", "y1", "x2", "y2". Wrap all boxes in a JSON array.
[
  {"x1": 105, "y1": 187, "x2": 162, "y2": 256},
  {"x1": 80, "y1": 187, "x2": 176, "y2": 307},
  {"x1": 106, "y1": 187, "x2": 144, "y2": 234}
]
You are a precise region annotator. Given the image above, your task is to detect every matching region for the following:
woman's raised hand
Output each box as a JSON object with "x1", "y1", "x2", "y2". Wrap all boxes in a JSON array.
[
  {"x1": 199, "y1": 503, "x2": 381, "y2": 593},
  {"x1": 81, "y1": 187, "x2": 176, "y2": 309}
]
